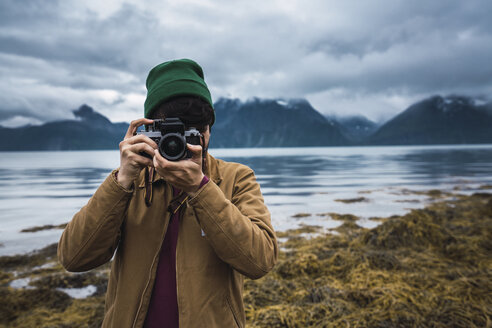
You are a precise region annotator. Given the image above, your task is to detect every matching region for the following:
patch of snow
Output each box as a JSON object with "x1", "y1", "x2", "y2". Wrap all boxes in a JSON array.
[
  {"x1": 444, "y1": 98, "x2": 454, "y2": 105},
  {"x1": 9, "y1": 277, "x2": 35, "y2": 289},
  {"x1": 474, "y1": 99, "x2": 488, "y2": 106},
  {"x1": 276, "y1": 100, "x2": 288, "y2": 106},
  {"x1": 57, "y1": 285, "x2": 97, "y2": 299},
  {"x1": 32, "y1": 262, "x2": 56, "y2": 270}
]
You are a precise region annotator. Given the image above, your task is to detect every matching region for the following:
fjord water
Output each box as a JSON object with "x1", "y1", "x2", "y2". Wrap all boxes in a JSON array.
[{"x1": 1, "y1": 145, "x2": 491, "y2": 255}]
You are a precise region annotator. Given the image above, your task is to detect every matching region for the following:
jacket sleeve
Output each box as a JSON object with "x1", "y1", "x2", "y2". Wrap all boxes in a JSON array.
[
  {"x1": 58, "y1": 170, "x2": 133, "y2": 272},
  {"x1": 188, "y1": 166, "x2": 278, "y2": 279}
]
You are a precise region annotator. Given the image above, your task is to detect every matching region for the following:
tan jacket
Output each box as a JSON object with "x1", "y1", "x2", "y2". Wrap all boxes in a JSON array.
[{"x1": 58, "y1": 154, "x2": 277, "y2": 328}]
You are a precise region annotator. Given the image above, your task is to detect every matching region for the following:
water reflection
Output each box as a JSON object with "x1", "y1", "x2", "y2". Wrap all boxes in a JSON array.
[
  {"x1": 397, "y1": 148, "x2": 492, "y2": 177},
  {"x1": 1, "y1": 145, "x2": 492, "y2": 255},
  {"x1": 0, "y1": 167, "x2": 111, "y2": 199},
  {"x1": 217, "y1": 146, "x2": 492, "y2": 195}
]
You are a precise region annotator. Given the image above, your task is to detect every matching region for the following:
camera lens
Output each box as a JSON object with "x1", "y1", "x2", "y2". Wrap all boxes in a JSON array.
[
  {"x1": 159, "y1": 134, "x2": 185, "y2": 160},
  {"x1": 164, "y1": 137, "x2": 181, "y2": 156}
]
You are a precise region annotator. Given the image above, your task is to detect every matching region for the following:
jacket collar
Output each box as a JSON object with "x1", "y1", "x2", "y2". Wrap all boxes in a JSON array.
[{"x1": 137, "y1": 152, "x2": 222, "y2": 188}]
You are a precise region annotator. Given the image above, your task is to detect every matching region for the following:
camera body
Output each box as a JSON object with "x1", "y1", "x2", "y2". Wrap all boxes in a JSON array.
[{"x1": 137, "y1": 118, "x2": 202, "y2": 161}]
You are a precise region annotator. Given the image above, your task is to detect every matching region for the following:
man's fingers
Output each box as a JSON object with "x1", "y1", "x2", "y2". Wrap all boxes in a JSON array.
[
  {"x1": 130, "y1": 143, "x2": 156, "y2": 158},
  {"x1": 126, "y1": 149, "x2": 153, "y2": 167},
  {"x1": 120, "y1": 143, "x2": 155, "y2": 166},
  {"x1": 153, "y1": 149, "x2": 183, "y2": 171},
  {"x1": 153, "y1": 146, "x2": 202, "y2": 168},
  {"x1": 187, "y1": 143, "x2": 203, "y2": 160},
  {"x1": 121, "y1": 134, "x2": 158, "y2": 149},
  {"x1": 153, "y1": 149, "x2": 174, "y2": 168},
  {"x1": 152, "y1": 146, "x2": 205, "y2": 192},
  {"x1": 124, "y1": 118, "x2": 154, "y2": 139},
  {"x1": 131, "y1": 155, "x2": 154, "y2": 167},
  {"x1": 153, "y1": 149, "x2": 165, "y2": 169}
]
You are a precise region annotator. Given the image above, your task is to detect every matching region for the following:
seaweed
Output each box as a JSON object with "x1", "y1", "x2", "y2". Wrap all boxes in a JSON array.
[
  {"x1": 0, "y1": 270, "x2": 12, "y2": 285},
  {"x1": 320, "y1": 213, "x2": 359, "y2": 222},
  {"x1": 276, "y1": 224, "x2": 322, "y2": 239},
  {"x1": 478, "y1": 184, "x2": 492, "y2": 190},
  {"x1": 247, "y1": 192, "x2": 492, "y2": 327},
  {"x1": 30, "y1": 272, "x2": 108, "y2": 297},
  {"x1": 21, "y1": 223, "x2": 67, "y2": 233},
  {"x1": 291, "y1": 213, "x2": 311, "y2": 218},
  {"x1": 334, "y1": 197, "x2": 369, "y2": 203},
  {"x1": 0, "y1": 243, "x2": 58, "y2": 270},
  {"x1": 0, "y1": 287, "x2": 72, "y2": 324},
  {"x1": 5, "y1": 297, "x2": 104, "y2": 328},
  {"x1": 1, "y1": 192, "x2": 491, "y2": 327}
]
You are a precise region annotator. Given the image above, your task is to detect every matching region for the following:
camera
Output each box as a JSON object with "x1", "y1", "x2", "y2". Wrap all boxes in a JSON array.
[{"x1": 137, "y1": 118, "x2": 202, "y2": 161}]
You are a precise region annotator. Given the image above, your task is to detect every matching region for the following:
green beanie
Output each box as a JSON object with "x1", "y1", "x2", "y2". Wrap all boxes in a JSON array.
[{"x1": 144, "y1": 59, "x2": 214, "y2": 121}]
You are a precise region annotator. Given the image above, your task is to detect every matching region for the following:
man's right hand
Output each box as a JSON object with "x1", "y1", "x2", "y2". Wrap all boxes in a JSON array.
[{"x1": 117, "y1": 118, "x2": 158, "y2": 189}]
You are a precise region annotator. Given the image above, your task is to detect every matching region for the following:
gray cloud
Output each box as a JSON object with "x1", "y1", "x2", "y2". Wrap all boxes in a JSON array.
[{"x1": 0, "y1": 0, "x2": 491, "y2": 126}]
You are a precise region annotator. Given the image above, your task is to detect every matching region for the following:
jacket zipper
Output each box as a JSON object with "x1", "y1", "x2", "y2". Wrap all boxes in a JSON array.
[{"x1": 131, "y1": 214, "x2": 170, "y2": 328}]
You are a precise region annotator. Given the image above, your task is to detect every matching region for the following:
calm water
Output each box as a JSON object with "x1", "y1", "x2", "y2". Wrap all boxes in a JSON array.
[{"x1": 1, "y1": 145, "x2": 492, "y2": 255}]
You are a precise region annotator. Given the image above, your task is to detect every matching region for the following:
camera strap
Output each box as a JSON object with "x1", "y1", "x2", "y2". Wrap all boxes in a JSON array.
[
  {"x1": 168, "y1": 192, "x2": 189, "y2": 215},
  {"x1": 145, "y1": 166, "x2": 190, "y2": 214},
  {"x1": 144, "y1": 167, "x2": 154, "y2": 207},
  {"x1": 201, "y1": 135, "x2": 208, "y2": 174}
]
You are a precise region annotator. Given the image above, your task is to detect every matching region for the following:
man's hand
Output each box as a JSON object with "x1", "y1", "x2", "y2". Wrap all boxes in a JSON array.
[
  {"x1": 117, "y1": 118, "x2": 158, "y2": 189},
  {"x1": 153, "y1": 143, "x2": 205, "y2": 195}
]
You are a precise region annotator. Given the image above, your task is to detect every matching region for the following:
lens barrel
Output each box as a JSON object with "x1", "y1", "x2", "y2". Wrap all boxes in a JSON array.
[{"x1": 159, "y1": 133, "x2": 186, "y2": 161}]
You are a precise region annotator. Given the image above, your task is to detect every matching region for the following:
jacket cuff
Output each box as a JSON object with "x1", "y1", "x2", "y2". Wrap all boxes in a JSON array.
[
  {"x1": 111, "y1": 169, "x2": 135, "y2": 194},
  {"x1": 199, "y1": 175, "x2": 209, "y2": 189},
  {"x1": 188, "y1": 176, "x2": 212, "y2": 203}
]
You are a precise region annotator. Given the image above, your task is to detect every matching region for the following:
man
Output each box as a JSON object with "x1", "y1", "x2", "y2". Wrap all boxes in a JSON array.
[{"x1": 58, "y1": 59, "x2": 278, "y2": 327}]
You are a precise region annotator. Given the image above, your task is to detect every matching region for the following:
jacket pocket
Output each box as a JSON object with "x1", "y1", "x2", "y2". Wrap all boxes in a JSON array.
[{"x1": 225, "y1": 294, "x2": 242, "y2": 328}]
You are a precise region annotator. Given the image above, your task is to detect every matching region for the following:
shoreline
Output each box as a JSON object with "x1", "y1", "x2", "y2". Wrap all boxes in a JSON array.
[
  {"x1": 3, "y1": 184, "x2": 490, "y2": 258},
  {"x1": 1, "y1": 190, "x2": 491, "y2": 327}
]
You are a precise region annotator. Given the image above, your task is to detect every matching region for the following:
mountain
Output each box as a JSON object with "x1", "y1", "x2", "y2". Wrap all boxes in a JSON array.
[
  {"x1": 330, "y1": 115, "x2": 379, "y2": 142},
  {"x1": 0, "y1": 99, "x2": 350, "y2": 151},
  {"x1": 210, "y1": 98, "x2": 350, "y2": 147},
  {"x1": 1, "y1": 95, "x2": 491, "y2": 151},
  {"x1": 368, "y1": 95, "x2": 492, "y2": 145},
  {"x1": 0, "y1": 105, "x2": 128, "y2": 151}
]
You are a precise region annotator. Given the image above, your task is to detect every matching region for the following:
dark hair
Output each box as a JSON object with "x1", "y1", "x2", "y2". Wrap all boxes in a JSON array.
[{"x1": 150, "y1": 96, "x2": 214, "y2": 132}]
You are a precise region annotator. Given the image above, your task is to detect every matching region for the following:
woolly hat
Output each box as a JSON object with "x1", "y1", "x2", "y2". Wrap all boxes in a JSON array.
[{"x1": 144, "y1": 59, "x2": 214, "y2": 122}]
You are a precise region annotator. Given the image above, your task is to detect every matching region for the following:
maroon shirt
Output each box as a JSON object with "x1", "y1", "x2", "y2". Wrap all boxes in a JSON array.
[{"x1": 144, "y1": 176, "x2": 209, "y2": 328}]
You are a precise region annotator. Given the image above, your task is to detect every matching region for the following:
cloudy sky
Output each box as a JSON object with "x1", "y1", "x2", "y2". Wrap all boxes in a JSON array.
[{"x1": 1, "y1": 0, "x2": 491, "y2": 126}]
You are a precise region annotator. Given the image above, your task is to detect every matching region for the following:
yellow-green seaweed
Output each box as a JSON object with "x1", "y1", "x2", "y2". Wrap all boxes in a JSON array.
[
  {"x1": 334, "y1": 197, "x2": 369, "y2": 203},
  {"x1": 291, "y1": 213, "x2": 312, "y2": 218},
  {"x1": 0, "y1": 192, "x2": 491, "y2": 327}
]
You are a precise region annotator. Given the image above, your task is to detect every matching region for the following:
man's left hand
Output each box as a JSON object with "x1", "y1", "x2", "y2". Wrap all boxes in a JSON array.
[{"x1": 153, "y1": 144, "x2": 205, "y2": 195}]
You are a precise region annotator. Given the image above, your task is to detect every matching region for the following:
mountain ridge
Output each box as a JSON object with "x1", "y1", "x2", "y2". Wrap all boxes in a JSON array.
[
  {"x1": 1, "y1": 94, "x2": 491, "y2": 151},
  {"x1": 211, "y1": 97, "x2": 349, "y2": 147},
  {"x1": 0, "y1": 105, "x2": 129, "y2": 151},
  {"x1": 369, "y1": 95, "x2": 492, "y2": 145}
]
